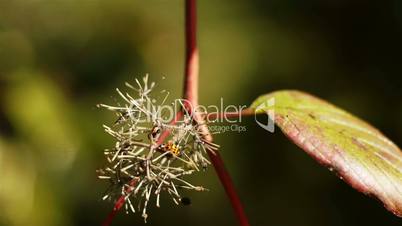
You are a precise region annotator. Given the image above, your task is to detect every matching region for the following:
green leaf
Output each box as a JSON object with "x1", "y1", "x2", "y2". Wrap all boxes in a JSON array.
[{"x1": 251, "y1": 90, "x2": 402, "y2": 217}]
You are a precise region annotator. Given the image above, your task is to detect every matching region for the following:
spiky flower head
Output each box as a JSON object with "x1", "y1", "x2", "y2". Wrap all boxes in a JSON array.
[{"x1": 97, "y1": 75, "x2": 218, "y2": 222}]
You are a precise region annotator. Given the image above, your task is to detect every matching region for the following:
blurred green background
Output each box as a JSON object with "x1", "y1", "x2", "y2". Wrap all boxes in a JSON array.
[{"x1": 1, "y1": 0, "x2": 402, "y2": 225}]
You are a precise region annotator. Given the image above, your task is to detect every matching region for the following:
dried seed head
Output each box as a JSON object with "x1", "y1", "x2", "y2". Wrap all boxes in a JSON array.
[{"x1": 97, "y1": 75, "x2": 217, "y2": 222}]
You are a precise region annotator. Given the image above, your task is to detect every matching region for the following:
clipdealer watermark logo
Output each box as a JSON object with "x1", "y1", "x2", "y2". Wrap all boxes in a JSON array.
[
  {"x1": 128, "y1": 97, "x2": 275, "y2": 133},
  {"x1": 254, "y1": 97, "x2": 275, "y2": 133}
]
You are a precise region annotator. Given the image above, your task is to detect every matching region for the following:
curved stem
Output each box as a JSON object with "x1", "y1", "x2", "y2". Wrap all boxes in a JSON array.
[
  {"x1": 208, "y1": 152, "x2": 250, "y2": 226},
  {"x1": 183, "y1": 1, "x2": 250, "y2": 226}
]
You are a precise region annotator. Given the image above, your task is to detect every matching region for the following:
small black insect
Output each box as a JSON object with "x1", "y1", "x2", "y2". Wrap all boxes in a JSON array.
[{"x1": 180, "y1": 197, "x2": 191, "y2": 206}]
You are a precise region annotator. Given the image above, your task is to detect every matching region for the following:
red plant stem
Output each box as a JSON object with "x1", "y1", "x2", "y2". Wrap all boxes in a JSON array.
[
  {"x1": 156, "y1": 111, "x2": 184, "y2": 146},
  {"x1": 183, "y1": 0, "x2": 199, "y2": 107},
  {"x1": 183, "y1": 1, "x2": 250, "y2": 226},
  {"x1": 208, "y1": 152, "x2": 250, "y2": 226},
  {"x1": 102, "y1": 179, "x2": 138, "y2": 226},
  {"x1": 205, "y1": 108, "x2": 255, "y2": 121}
]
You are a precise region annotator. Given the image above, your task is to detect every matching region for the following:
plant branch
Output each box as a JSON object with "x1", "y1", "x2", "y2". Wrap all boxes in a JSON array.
[
  {"x1": 156, "y1": 111, "x2": 184, "y2": 146},
  {"x1": 102, "y1": 178, "x2": 139, "y2": 226},
  {"x1": 182, "y1": 1, "x2": 250, "y2": 226},
  {"x1": 183, "y1": 0, "x2": 199, "y2": 106},
  {"x1": 205, "y1": 108, "x2": 255, "y2": 121}
]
